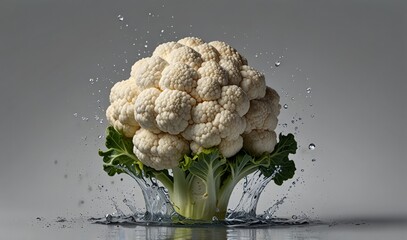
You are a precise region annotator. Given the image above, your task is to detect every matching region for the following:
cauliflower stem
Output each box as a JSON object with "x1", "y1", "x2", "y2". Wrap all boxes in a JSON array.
[{"x1": 99, "y1": 126, "x2": 297, "y2": 221}]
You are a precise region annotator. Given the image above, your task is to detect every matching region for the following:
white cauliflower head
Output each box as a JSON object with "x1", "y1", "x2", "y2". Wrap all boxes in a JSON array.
[{"x1": 106, "y1": 37, "x2": 281, "y2": 170}]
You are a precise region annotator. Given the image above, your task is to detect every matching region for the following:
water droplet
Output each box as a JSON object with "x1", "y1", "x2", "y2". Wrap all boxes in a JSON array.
[
  {"x1": 292, "y1": 215, "x2": 298, "y2": 220},
  {"x1": 308, "y1": 143, "x2": 316, "y2": 150},
  {"x1": 311, "y1": 158, "x2": 317, "y2": 162},
  {"x1": 283, "y1": 104, "x2": 288, "y2": 109},
  {"x1": 275, "y1": 61, "x2": 281, "y2": 67},
  {"x1": 301, "y1": 169, "x2": 304, "y2": 172},
  {"x1": 306, "y1": 87, "x2": 312, "y2": 94},
  {"x1": 98, "y1": 135, "x2": 102, "y2": 139},
  {"x1": 73, "y1": 113, "x2": 78, "y2": 117},
  {"x1": 282, "y1": 123, "x2": 288, "y2": 128},
  {"x1": 117, "y1": 15, "x2": 124, "y2": 21},
  {"x1": 105, "y1": 214, "x2": 113, "y2": 221}
]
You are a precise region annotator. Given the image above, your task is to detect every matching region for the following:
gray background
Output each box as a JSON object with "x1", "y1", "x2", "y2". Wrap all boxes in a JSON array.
[{"x1": 0, "y1": 0, "x2": 406, "y2": 222}]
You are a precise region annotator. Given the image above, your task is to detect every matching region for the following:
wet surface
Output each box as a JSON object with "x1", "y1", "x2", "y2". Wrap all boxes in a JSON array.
[{"x1": 2, "y1": 216, "x2": 407, "y2": 240}]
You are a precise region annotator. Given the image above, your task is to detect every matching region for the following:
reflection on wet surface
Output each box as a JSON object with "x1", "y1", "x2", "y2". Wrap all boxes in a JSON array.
[{"x1": 2, "y1": 216, "x2": 407, "y2": 240}]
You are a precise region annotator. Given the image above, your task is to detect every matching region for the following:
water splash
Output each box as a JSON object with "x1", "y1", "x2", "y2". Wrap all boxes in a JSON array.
[{"x1": 90, "y1": 168, "x2": 311, "y2": 227}]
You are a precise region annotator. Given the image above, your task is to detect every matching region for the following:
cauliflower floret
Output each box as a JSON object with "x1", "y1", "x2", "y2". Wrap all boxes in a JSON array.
[
  {"x1": 154, "y1": 89, "x2": 196, "y2": 134},
  {"x1": 159, "y1": 62, "x2": 198, "y2": 93},
  {"x1": 219, "y1": 58, "x2": 242, "y2": 85},
  {"x1": 191, "y1": 101, "x2": 223, "y2": 124},
  {"x1": 244, "y1": 100, "x2": 278, "y2": 133},
  {"x1": 130, "y1": 58, "x2": 149, "y2": 78},
  {"x1": 209, "y1": 41, "x2": 247, "y2": 65},
  {"x1": 197, "y1": 61, "x2": 228, "y2": 86},
  {"x1": 193, "y1": 43, "x2": 220, "y2": 62},
  {"x1": 177, "y1": 37, "x2": 205, "y2": 48},
  {"x1": 106, "y1": 79, "x2": 140, "y2": 137},
  {"x1": 262, "y1": 87, "x2": 281, "y2": 116},
  {"x1": 152, "y1": 41, "x2": 183, "y2": 62},
  {"x1": 133, "y1": 129, "x2": 190, "y2": 170},
  {"x1": 219, "y1": 136, "x2": 243, "y2": 158},
  {"x1": 218, "y1": 85, "x2": 250, "y2": 117},
  {"x1": 245, "y1": 86, "x2": 280, "y2": 133},
  {"x1": 182, "y1": 122, "x2": 221, "y2": 148},
  {"x1": 214, "y1": 110, "x2": 246, "y2": 140},
  {"x1": 167, "y1": 46, "x2": 203, "y2": 70},
  {"x1": 243, "y1": 130, "x2": 277, "y2": 156},
  {"x1": 239, "y1": 65, "x2": 266, "y2": 100},
  {"x1": 192, "y1": 77, "x2": 222, "y2": 102},
  {"x1": 183, "y1": 101, "x2": 223, "y2": 148},
  {"x1": 132, "y1": 56, "x2": 168, "y2": 90},
  {"x1": 134, "y1": 88, "x2": 161, "y2": 133}
]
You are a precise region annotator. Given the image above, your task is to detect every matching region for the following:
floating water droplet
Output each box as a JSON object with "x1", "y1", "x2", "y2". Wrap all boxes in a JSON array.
[
  {"x1": 283, "y1": 104, "x2": 288, "y2": 109},
  {"x1": 117, "y1": 15, "x2": 124, "y2": 21},
  {"x1": 311, "y1": 158, "x2": 317, "y2": 162},
  {"x1": 282, "y1": 123, "x2": 288, "y2": 128},
  {"x1": 98, "y1": 135, "x2": 102, "y2": 139},
  {"x1": 292, "y1": 215, "x2": 298, "y2": 220},
  {"x1": 275, "y1": 61, "x2": 281, "y2": 67},
  {"x1": 306, "y1": 87, "x2": 312, "y2": 94},
  {"x1": 73, "y1": 113, "x2": 78, "y2": 117},
  {"x1": 308, "y1": 143, "x2": 316, "y2": 150},
  {"x1": 301, "y1": 169, "x2": 304, "y2": 172}
]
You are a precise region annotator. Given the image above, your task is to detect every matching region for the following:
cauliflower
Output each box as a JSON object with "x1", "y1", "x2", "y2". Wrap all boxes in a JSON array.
[
  {"x1": 107, "y1": 37, "x2": 279, "y2": 163},
  {"x1": 99, "y1": 37, "x2": 297, "y2": 221}
]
